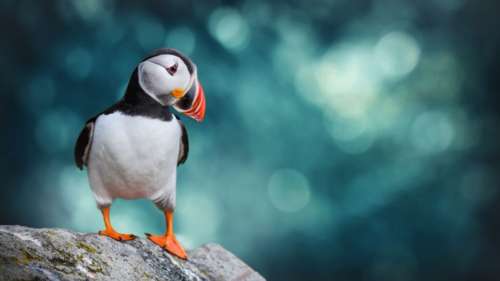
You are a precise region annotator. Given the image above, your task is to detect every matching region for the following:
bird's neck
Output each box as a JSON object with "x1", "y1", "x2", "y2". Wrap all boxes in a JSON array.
[{"x1": 119, "y1": 69, "x2": 173, "y2": 121}]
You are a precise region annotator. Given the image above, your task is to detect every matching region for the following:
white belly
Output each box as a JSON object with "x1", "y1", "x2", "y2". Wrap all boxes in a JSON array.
[{"x1": 87, "y1": 112, "x2": 181, "y2": 207}]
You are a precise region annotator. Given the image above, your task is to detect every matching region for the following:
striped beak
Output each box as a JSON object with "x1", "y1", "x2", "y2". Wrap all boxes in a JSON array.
[{"x1": 173, "y1": 74, "x2": 206, "y2": 122}]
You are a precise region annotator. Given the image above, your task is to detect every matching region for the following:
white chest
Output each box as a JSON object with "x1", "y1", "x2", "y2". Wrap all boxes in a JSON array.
[{"x1": 87, "y1": 112, "x2": 181, "y2": 200}]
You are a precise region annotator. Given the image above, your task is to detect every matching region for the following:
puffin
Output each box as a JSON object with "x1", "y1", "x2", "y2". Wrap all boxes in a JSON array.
[{"x1": 74, "y1": 48, "x2": 206, "y2": 260}]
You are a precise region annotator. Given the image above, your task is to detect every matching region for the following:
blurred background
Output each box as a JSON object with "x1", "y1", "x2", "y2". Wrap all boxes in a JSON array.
[{"x1": 1, "y1": 0, "x2": 499, "y2": 280}]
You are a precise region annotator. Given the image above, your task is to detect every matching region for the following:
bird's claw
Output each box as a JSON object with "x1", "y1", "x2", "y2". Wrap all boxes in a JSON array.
[{"x1": 98, "y1": 229, "x2": 136, "y2": 241}]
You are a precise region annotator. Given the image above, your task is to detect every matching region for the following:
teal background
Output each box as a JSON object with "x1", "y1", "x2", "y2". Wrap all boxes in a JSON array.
[{"x1": 1, "y1": 0, "x2": 500, "y2": 280}]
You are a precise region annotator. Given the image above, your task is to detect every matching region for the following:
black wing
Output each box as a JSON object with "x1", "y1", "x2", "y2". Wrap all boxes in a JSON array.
[
  {"x1": 175, "y1": 115, "x2": 189, "y2": 166},
  {"x1": 74, "y1": 118, "x2": 96, "y2": 170}
]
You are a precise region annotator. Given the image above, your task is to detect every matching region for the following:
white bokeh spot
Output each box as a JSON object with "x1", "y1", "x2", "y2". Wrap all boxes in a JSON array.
[
  {"x1": 209, "y1": 7, "x2": 250, "y2": 51},
  {"x1": 268, "y1": 169, "x2": 311, "y2": 213},
  {"x1": 374, "y1": 31, "x2": 421, "y2": 78}
]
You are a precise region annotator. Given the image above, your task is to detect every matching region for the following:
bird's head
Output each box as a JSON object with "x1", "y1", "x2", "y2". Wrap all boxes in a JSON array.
[{"x1": 136, "y1": 48, "x2": 206, "y2": 122}]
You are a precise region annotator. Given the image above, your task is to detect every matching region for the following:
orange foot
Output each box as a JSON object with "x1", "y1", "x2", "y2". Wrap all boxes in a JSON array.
[
  {"x1": 98, "y1": 229, "x2": 136, "y2": 241},
  {"x1": 145, "y1": 233, "x2": 187, "y2": 260}
]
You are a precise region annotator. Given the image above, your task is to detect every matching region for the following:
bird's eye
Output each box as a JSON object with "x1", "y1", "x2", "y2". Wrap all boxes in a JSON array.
[{"x1": 166, "y1": 62, "x2": 178, "y2": 75}]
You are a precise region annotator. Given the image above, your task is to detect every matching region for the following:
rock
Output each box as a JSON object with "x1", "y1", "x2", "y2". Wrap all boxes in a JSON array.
[{"x1": 0, "y1": 225, "x2": 265, "y2": 281}]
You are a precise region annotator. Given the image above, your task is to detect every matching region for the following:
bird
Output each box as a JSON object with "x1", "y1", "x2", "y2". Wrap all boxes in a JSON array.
[{"x1": 74, "y1": 48, "x2": 206, "y2": 260}]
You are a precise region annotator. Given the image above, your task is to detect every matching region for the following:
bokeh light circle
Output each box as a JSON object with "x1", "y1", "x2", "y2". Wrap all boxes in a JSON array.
[
  {"x1": 411, "y1": 111, "x2": 455, "y2": 153},
  {"x1": 374, "y1": 31, "x2": 421, "y2": 78},
  {"x1": 208, "y1": 7, "x2": 250, "y2": 51},
  {"x1": 268, "y1": 169, "x2": 311, "y2": 212},
  {"x1": 314, "y1": 43, "x2": 381, "y2": 118},
  {"x1": 327, "y1": 115, "x2": 367, "y2": 141}
]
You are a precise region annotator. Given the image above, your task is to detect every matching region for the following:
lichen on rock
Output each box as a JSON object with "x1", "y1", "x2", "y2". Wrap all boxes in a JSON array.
[{"x1": 0, "y1": 225, "x2": 265, "y2": 281}]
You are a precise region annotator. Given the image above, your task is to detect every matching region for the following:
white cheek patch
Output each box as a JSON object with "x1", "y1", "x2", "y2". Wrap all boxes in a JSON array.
[
  {"x1": 138, "y1": 61, "x2": 170, "y2": 98},
  {"x1": 147, "y1": 55, "x2": 192, "y2": 92},
  {"x1": 169, "y1": 62, "x2": 191, "y2": 91},
  {"x1": 138, "y1": 54, "x2": 193, "y2": 105}
]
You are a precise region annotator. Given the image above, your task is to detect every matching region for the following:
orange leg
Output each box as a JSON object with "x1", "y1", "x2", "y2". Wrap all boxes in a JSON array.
[
  {"x1": 98, "y1": 207, "x2": 136, "y2": 241},
  {"x1": 145, "y1": 210, "x2": 187, "y2": 260}
]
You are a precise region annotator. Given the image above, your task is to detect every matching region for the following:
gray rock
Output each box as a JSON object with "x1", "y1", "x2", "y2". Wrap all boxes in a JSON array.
[{"x1": 0, "y1": 225, "x2": 265, "y2": 281}]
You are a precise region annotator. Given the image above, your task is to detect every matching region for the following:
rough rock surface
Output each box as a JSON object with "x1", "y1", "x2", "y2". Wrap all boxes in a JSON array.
[{"x1": 0, "y1": 225, "x2": 265, "y2": 281}]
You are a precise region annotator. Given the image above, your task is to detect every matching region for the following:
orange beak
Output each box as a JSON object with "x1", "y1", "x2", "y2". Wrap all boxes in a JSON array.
[{"x1": 181, "y1": 82, "x2": 206, "y2": 122}]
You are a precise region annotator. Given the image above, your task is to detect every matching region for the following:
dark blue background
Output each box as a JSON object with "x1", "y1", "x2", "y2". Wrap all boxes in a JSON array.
[{"x1": 1, "y1": 0, "x2": 500, "y2": 280}]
